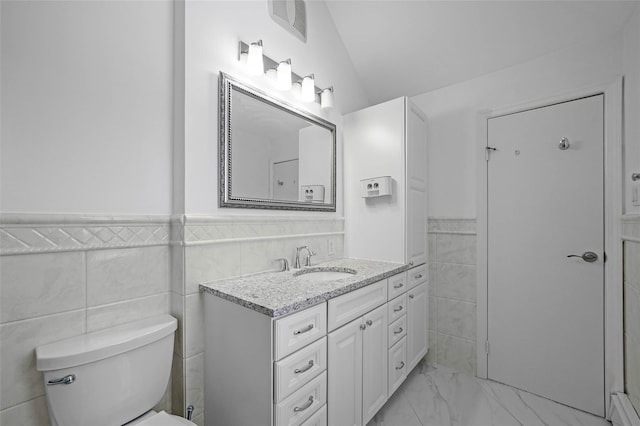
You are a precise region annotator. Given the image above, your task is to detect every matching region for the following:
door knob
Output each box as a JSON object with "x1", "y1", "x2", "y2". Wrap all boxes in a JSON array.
[{"x1": 567, "y1": 251, "x2": 598, "y2": 263}]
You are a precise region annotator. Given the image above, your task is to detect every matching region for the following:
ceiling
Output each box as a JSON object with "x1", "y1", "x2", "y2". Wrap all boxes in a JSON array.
[{"x1": 325, "y1": 0, "x2": 639, "y2": 105}]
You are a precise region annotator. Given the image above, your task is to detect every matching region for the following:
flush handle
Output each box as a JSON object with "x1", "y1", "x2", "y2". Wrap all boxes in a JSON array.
[
  {"x1": 47, "y1": 374, "x2": 76, "y2": 386},
  {"x1": 567, "y1": 251, "x2": 598, "y2": 263}
]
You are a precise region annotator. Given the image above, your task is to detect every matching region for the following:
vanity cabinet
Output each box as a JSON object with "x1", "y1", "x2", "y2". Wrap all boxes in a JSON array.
[
  {"x1": 203, "y1": 267, "x2": 428, "y2": 426},
  {"x1": 405, "y1": 264, "x2": 428, "y2": 371},
  {"x1": 344, "y1": 96, "x2": 428, "y2": 267}
]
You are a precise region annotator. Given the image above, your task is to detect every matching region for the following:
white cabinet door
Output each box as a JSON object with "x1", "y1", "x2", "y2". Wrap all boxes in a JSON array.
[
  {"x1": 362, "y1": 305, "x2": 388, "y2": 425},
  {"x1": 328, "y1": 318, "x2": 363, "y2": 426},
  {"x1": 407, "y1": 282, "x2": 428, "y2": 371},
  {"x1": 406, "y1": 99, "x2": 428, "y2": 267}
]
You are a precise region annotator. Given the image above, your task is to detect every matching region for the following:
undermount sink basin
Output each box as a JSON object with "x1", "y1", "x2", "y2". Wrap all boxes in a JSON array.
[{"x1": 294, "y1": 268, "x2": 357, "y2": 282}]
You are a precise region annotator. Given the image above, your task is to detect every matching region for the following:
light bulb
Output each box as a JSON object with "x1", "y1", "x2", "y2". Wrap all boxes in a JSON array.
[
  {"x1": 321, "y1": 87, "x2": 334, "y2": 109},
  {"x1": 276, "y1": 59, "x2": 292, "y2": 90},
  {"x1": 246, "y1": 40, "x2": 264, "y2": 75},
  {"x1": 301, "y1": 74, "x2": 315, "y2": 102}
]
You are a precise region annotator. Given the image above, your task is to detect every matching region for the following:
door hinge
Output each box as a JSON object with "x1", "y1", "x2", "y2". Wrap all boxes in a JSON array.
[
  {"x1": 485, "y1": 340, "x2": 490, "y2": 355},
  {"x1": 485, "y1": 146, "x2": 497, "y2": 161}
]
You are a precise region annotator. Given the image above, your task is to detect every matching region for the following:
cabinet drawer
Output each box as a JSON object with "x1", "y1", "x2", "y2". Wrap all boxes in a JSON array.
[
  {"x1": 275, "y1": 303, "x2": 327, "y2": 361},
  {"x1": 328, "y1": 280, "x2": 387, "y2": 331},
  {"x1": 387, "y1": 272, "x2": 408, "y2": 300},
  {"x1": 275, "y1": 337, "x2": 327, "y2": 402},
  {"x1": 388, "y1": 293, "x2": 407, "y2": 323},
  {"x1": 275, "y1": 371, "x2": 327, "y2": 426},
  {"x1": 388, "y1": 337, "x2": 407, "y2": 396},
  {"x1": 388, "y1": 315, "x2": 407, "y2": 348},
  {"x1": 407, "y1": 264, "x2": 427, "y2": 289},
  {"x1": 300, "y1": 404, "x2": 326, "y2": 426}
]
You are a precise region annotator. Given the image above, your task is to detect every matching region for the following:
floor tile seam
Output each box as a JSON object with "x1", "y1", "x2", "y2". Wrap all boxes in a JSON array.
[
  {"x1": 434, "y1": 330, "x2": 476, "y2": 344},
  {"x1": 472, "y1": 378, "x2": 530, "y2": 426}
]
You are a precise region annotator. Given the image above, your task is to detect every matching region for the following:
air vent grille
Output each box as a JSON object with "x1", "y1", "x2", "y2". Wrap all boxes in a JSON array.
[{"x1": 268, "y1": 0, "x2": 307, "y2": 43}]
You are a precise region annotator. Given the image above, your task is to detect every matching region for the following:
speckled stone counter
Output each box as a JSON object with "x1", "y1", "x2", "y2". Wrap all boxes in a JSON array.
[{"x1": 199, "y1": 258, "x2": 409, "y2": 318}]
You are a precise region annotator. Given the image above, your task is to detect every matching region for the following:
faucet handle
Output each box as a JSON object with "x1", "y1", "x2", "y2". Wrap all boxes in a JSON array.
[
  {"x1": 275, "y1": 258, "x2": 290, "y2": 272},
  {"x1": 304, "y1": 248, "x2": 316, "y2": 266}
]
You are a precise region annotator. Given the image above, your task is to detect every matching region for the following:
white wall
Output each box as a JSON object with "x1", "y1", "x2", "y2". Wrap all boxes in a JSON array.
[
  {"x1": 0, "y1": 0, "x2": 173, "y2": 215},
  {"x1": 181, "y1": 0, "x2": 369, "y2": 215},
  {"x1": 412, "y1": 33, "x2": 625, "y2": 218},
  {"x1": 624, "y1": 6, "x2": 640, "y2": 215}
]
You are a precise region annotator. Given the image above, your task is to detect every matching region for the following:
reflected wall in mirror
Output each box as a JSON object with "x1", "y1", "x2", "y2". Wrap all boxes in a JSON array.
[{"x1": 219, "y1": 72, "x2": 336, "y2": 211}]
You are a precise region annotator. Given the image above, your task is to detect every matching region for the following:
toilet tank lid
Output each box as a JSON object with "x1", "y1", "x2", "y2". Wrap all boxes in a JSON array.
[{"x1": 36, "y1": 315, "x2": 177, "y2": 371}]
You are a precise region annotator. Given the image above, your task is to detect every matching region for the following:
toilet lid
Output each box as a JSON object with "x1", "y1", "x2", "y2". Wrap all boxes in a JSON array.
[{"x1": 133, "y1": 411, "x2": 196, "y2": 426}]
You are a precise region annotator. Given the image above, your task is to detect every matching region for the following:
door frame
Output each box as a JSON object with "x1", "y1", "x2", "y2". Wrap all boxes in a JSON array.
[{"x1": 476, "y1": 77, "x2": 623, "y2": 418}]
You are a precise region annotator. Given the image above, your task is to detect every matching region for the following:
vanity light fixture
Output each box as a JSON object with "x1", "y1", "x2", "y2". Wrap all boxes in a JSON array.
[
  {"x1": 301, "y1": 74, "x2": 316, "y2": 102},
  {"x1": 276, "y1": 59, "x2": 292, "y2": 90},
  {"x1": 246, "y1": 40, "x2": 264, "y2": 75},
  {"x1": 320, "y1": 87, "x2": 334, "y2": 109},
  {"x1": 237, "y1": 40, "x2": 333, "y2": 109}
]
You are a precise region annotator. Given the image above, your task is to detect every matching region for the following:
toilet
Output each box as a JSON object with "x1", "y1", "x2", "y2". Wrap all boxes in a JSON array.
[{"x1": 36, "y1": 315, "x2": 195, "y2": 426}]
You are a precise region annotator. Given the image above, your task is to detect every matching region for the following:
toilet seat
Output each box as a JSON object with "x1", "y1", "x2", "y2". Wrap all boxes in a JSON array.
[{"x1": 127, "y1": 410, "x2": 196, "y2": 426}]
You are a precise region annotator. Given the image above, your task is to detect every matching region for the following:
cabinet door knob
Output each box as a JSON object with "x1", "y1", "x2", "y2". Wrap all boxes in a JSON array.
[
  {"x1": 366, "y1": 319, "x2": 373, "y2": 326},
  {"x1": 409, "y1": 294, "x2": 415, "y2": 299},
  {"x1": 360, "y1": 324, "x2": 367, "y2": 330}
]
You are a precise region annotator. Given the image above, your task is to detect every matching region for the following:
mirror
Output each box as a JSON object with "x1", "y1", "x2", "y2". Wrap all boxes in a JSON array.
[{"x1": 219, "y1": 72, "x2": 336, "y2": 211}]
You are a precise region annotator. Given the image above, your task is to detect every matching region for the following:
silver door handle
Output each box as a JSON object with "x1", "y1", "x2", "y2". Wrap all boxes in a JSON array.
[
  {"x1": 567, "y1": 251, "x2": 598, "y2": 263},
  {"x1": 293, "y1": 324, "x2": 313, "y2": 335},
  {"x1": 294, "y1": 360, "x2": 314, "y2": 374}
]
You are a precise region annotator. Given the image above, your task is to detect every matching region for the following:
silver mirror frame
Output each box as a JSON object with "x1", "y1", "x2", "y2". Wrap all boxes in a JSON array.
[{"x1": 219, "y1": 72, "x2": 337, "y2": 211}]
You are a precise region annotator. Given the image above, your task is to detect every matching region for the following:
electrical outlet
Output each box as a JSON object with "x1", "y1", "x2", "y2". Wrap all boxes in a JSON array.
[{"x1": 327, "y1": 239, "x2": 335, "y2": 256}]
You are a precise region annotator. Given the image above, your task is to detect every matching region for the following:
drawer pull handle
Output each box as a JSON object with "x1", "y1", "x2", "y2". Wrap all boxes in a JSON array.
[
  {"x1": 293, "y1": 324, "x2": 314, "y2": 336},
  {"x1": 414, "y1": 274, "x2": 423, "y2": 279},
  {"x1": 409, "y1": 294, "x2": 415, "y2": 299},
  {"x1": 395, "y1": 361, "x2": 405, "y2": 370},
  {"x1": 294, "y1": 360, "x2": 314, "y2": 374},
  {"x1": 393, "y1": 306, "x2": 403, "y2": 312},
  {"x1": 394, "y1": 327, "x2": 404, "y2": 335},
  {"x1": 293, "y1": 396, "x2": 314, "y2": 412},
  {"x1": 393, "y1": 283, "x2": 404, "y2": 289}
]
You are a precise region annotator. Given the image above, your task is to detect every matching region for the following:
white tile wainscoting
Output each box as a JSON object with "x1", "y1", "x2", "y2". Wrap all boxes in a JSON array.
[
  {"x1": 0, "y1": 214, "x2": 172, "y2": 425},
  {"x1": 426, "y1": 218, "x2": 477, "y2": 376},
  {"x1": 0, "y1": 213, "x2": 344, "y2": 426}
]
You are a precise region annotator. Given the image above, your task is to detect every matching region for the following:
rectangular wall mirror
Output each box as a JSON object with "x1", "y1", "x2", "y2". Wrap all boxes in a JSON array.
[{"x1": 219, "y1": 72, "x2": 337, "y2": 211}]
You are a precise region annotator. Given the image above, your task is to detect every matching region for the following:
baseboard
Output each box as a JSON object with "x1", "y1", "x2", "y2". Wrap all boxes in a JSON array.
[{"x1": 610, "y1": 393, "x2": 640, "y2": 426}]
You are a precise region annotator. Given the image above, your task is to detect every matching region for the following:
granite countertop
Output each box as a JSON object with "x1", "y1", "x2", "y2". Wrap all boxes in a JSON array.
[{"x1": 199, "y1": 258, "x2": 410, "y2": 318}]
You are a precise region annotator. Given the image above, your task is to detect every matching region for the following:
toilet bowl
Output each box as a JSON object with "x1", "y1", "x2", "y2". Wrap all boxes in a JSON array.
[{"x1": 36, "y1": 315, "x2": 195, "y2": 426}]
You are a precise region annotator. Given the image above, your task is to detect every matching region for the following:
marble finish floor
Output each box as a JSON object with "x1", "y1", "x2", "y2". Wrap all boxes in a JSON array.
[{"x1": 367, "y1": 363, "x2": 611, "y2": 426}]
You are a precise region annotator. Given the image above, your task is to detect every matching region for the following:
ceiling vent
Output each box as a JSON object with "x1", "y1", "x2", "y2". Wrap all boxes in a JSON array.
[{"x1": 268, "y1": 0, "x2": 307, "y2": 43}]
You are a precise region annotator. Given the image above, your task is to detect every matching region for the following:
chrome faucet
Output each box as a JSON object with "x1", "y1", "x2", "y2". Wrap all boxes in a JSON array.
[{"x1": 295, "y1": 246, "x2": 316, "y2": 268}]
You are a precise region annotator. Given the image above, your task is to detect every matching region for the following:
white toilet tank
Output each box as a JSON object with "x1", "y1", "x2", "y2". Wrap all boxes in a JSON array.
[{"x1": 36, "y1": 315, "x2": 177, "y2": 426}]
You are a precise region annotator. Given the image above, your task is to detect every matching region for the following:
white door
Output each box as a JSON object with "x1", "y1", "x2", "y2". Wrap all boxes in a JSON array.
[
  {"x1": 487, "y1": 95, "x2": 604, "y2": 416},
  {"x1": 362, "y1": 304, "x2": 388, "y2": 425},
  {"x1": 407, "y1": 282, "x2": 428, "y2": 370},
  {"x1": 272, "y1": 158, "x2": 299, "y2": 201},
  {"x1": 328, "y1": 318, "x2": 363, "y2": 426}
]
